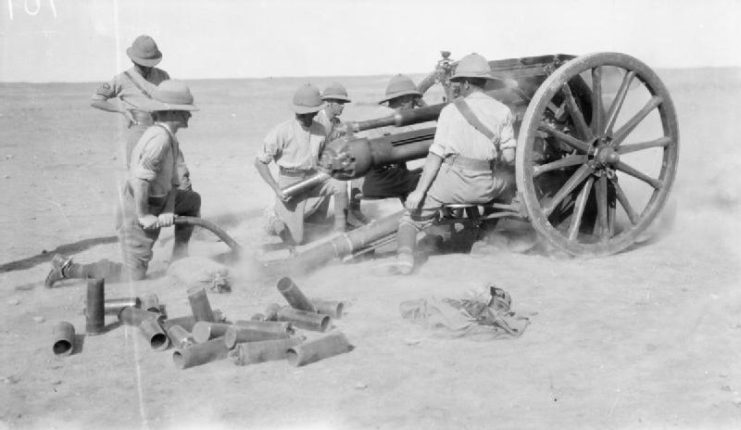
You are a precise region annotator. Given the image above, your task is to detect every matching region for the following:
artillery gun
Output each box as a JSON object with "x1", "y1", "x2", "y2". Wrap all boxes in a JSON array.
[{"x1": 280, "y1": 51, "x2": 678, "y2": 272}]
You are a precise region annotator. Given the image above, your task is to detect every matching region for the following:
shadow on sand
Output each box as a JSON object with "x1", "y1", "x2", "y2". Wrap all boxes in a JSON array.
[{"x1": 0, "y1": 235, "x2": 118, "y2": 274}]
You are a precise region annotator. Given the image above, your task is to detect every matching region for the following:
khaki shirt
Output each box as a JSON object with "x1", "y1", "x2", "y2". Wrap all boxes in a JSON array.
[
  {"x1": 129, "y1": 125, "x2": 180, "y2": 198},
  {"x1": 92, "y1": 67, "x2": 170, "y2": 111},
  {"x1": 256, "y1": 118, "x2": 327, "y2": 170},
  {"x1": 429, "y1": 91, "x2": 515, "y2": 161}
]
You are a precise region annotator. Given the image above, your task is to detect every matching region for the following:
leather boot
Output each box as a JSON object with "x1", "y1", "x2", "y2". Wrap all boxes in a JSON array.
[{"x1": 392, "y1": 222, "x2": 418, "y2": 275}]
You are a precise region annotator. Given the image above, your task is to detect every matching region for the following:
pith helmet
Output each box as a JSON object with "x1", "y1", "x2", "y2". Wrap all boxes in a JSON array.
[
  {"x1": 451, "y1": 53, "x2": 494, "y2": 80},
  {"x1": 293, "y1": 84, "x2": 324, "y2": 114},
  {"x1": 321, "y1": 82, "x2": 351, "y2": 102},
  {"x1": 379, "y1": 74, "x2": 422, "y2": 104},
  {"x1": 126, "y1": 35, "x2": 162, "y2": 67},
  {"x1": 141, "y1": 80, "x2": 198, "y2": 112}
]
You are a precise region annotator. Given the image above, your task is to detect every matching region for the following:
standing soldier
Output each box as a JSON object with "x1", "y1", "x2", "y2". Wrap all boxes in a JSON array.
[
  {"x1": 45, "y1": 80, "x2": 202, "y2": 287},
  {"x1": 91, "y1": 34, "x2": 192, "y2": 190},
  {"x1": 255, "y1": 84, "x2": 349, "y2": 246},
  {"x1": 389, "y1": 54, "x2": 517, "y2": 275}
]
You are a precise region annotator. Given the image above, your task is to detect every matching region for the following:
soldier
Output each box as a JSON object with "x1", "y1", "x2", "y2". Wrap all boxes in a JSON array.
[
  {"x1": 316, "y1": 82, "x2": 351, "y2": 141},
  {"x1": 389, "y1": 53, "x2": 517, "y2": 275},
  {"x1": 255, "y1": 84, "x2": 349, "y2": 246},
  {"x1": 45, "y1": 80, "x2": 202, "y2": 287},
  {"x1": 91, "y1": 34, "x2": 192, "y2": 190},
  {"x1": 359, "y1": 74, "x2": 427, "y2": 202},
  {"x1": 316, "y1": 82, "x2": 368, "y2": 226}
]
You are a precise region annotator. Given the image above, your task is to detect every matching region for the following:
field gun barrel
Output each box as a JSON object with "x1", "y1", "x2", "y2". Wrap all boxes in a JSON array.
[
  {"x1": 345, "y1": 102, "x2": 446, "y2": 133},
  {"x1": 318, "y1": 127, "x2": 435, "y2": 180}
]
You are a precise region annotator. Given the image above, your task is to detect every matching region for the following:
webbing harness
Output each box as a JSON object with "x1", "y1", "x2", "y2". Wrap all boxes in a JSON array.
[{"x1": 453, "y1": 98, "x2": 501, "y2": 161}]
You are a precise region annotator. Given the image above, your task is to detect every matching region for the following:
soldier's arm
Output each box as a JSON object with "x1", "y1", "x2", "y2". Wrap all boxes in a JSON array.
[
  {"x1": 254, "y1": 158, "x2": 287, "y2": 202},
  {"x1": 90, "y1": 79, "x2": 134, "y2": 122},
  {"x1": 130, "y1": 178, "x2": 158, "y2": 229}
]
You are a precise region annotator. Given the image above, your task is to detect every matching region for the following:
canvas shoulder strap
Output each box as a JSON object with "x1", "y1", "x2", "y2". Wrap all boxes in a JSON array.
[
  {"x1": 124, "y1": 70, "x2": 154, "y2": 100},
  {"x1": 453, "y1": 98, "x2": 501, "y2": 157},
  {"x1": 154, "y1": 124, "x2": 179, "y2": 172}
]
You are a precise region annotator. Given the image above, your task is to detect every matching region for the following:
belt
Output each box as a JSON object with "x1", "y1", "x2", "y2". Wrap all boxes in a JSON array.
[
  {"x1": 444, "y1": 155, "x2": 496, "y2": 171},
  {"x1": 279, "y1": 167, "x2": 316, "y2": 177}
]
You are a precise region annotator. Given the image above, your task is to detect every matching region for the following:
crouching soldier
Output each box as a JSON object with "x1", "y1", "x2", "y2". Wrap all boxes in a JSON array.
[
  {"x1": 255, "y1": 83, "x2": 349, "y2": 246},
  {"x1": 45, "y1": 80, "x2": 201, "y2": 286}
]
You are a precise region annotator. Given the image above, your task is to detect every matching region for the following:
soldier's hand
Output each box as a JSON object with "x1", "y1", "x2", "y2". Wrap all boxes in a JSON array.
[
  {"x1": 157, "y1": 213, "x2": 175, "y2": 228},
  {"x1": 405, "y1": 190, "x2": 425, "y2": 211},
  {"x1": 121, "y1": 110, "x2": 136, "y2": 125},
  {"x1": 138, "y1": 214, "x2": 159, "y2": 229},
  {"x1": 275, "y1": 188, "x2": 290, "y2": 203}
]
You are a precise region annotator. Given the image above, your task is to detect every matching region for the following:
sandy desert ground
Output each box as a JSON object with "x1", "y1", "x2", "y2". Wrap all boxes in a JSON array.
[{"x1": 1, "y1": 65, "x2": 740, "y2": 430}]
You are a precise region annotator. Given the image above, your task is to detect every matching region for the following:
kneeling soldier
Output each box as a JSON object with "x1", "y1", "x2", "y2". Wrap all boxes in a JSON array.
[
  {"x1": 255, "y1": 83, "x2": 349, "y2": 245},
  {"x1": 46, "y1": 80, "x2": 202, "y2": 286}
]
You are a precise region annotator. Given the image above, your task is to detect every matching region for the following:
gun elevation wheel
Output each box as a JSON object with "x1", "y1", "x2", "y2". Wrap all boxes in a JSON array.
[{"x1": 516, "y1": 52, "x2": 679, "y2": 256}]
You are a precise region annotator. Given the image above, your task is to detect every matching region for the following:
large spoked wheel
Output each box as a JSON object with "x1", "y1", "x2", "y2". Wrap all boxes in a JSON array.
[{"x1": 516, "y1": 52, "x2": 679, "y2": 256}]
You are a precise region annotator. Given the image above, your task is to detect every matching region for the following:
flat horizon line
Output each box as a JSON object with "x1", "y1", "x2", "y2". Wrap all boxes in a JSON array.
[{"x1": 1, "y1": 65, "x2": 739, "y2": 86}]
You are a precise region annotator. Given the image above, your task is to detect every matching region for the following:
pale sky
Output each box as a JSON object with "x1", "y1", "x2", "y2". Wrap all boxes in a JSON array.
[{"x1": 1, "y1": 0, "x2": 739, "y2": 83}]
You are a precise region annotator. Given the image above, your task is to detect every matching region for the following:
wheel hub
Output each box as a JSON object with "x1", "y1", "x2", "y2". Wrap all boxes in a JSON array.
[{"x1": 595, "y1": 146, "x2": 619, "y2": 166}]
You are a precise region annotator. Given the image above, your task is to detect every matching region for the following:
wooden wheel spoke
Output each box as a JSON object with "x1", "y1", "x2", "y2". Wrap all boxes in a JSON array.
[
  {"x1": 612, "y1": 178, "x2": 639, "y2": 224},
  {"x1": 603, "y1": 70, "x2": 636, "y2": 136},
  {"x1": 567, "y1": 177, "x2": 594, "y2": 241},
  {"x1": 594, "y1": 175, "x2": 610, "y2": 241},
  {"x1": 561, "y1": 82, "x2": 593, "y2": 140},
  {"x1": 538, "y1": 122, "x2": 591, "y2": 153},
  {"x1": 591, "y1": 67, "x2": 603, "y2": 136},
  {"x1": 533, "y1": 154, "x2": 589, "y2": 177},
  {"x1": 612, "y1": 96, "x2": 663, "y2": 146},
  {"x1": 542, "y1": 164, "x2": 594, "y2": 216},
  {"x1": 615, "y1": 161, "x2": 662, "y2": 189},
  {"x1": 618, "y1": 136, "x2": 673, "y2": 154}
]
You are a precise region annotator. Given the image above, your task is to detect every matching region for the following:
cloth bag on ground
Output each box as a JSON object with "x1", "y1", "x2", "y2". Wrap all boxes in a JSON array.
[{"x1": 399, "y1": 285, "x2": 529, "y2": 340}]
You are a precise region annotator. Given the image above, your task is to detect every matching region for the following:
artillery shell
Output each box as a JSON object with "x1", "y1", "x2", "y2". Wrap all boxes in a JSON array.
[
  {"x1": 173, "y1": 338, "x2": 230, "y2": 369},
  {"x1": 277, "y1": 277, "x2": 315, "y2": 312},
  {"x1": 52, "y1": 321, "x2": 75, "y2": 356},
  {"x1": 166, "y1": 324, "x2": 194, "y2": 350},
  {"x1": 312, "y1": 299, "x2": 344, "y2": 319},
  {"x1": 231, "y1": 337, "x2": 304, "y2": 366},
  {"x1": 85, "y1": 279, "x2": 105, "y2": 336},
  {"x1": 276, "y1": 307, "x2": 330, "y2": 332},
  {"x1": 192, "y1": 321, "x2": 232, "y2": 344},
  {"x1": 119, "y1": 307, "x2": 164, "y2": 326},
  {"x1": 187, "y1": 287, "x2": 215, "y2": 322},
  {"x1": 224, "y1": 321, "x2": 293, "y2": 349},
  {"x1": 286, "y1": 331, "x2": 353, "y2": 367},
  {"x1": 139, "y1": 318, "x2": 170, "y2": 351},
  {"x1": 104, "y1": 297, "x2": 141, "y2": 316},
  {"x1": 162, "y1": 316, "x2": 197, "y2": 332}
]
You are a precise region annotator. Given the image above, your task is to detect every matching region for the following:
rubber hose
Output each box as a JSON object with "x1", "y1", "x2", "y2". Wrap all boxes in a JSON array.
[{"x1": 173, "y1": 216, "x2": 242, "y2": 253}]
